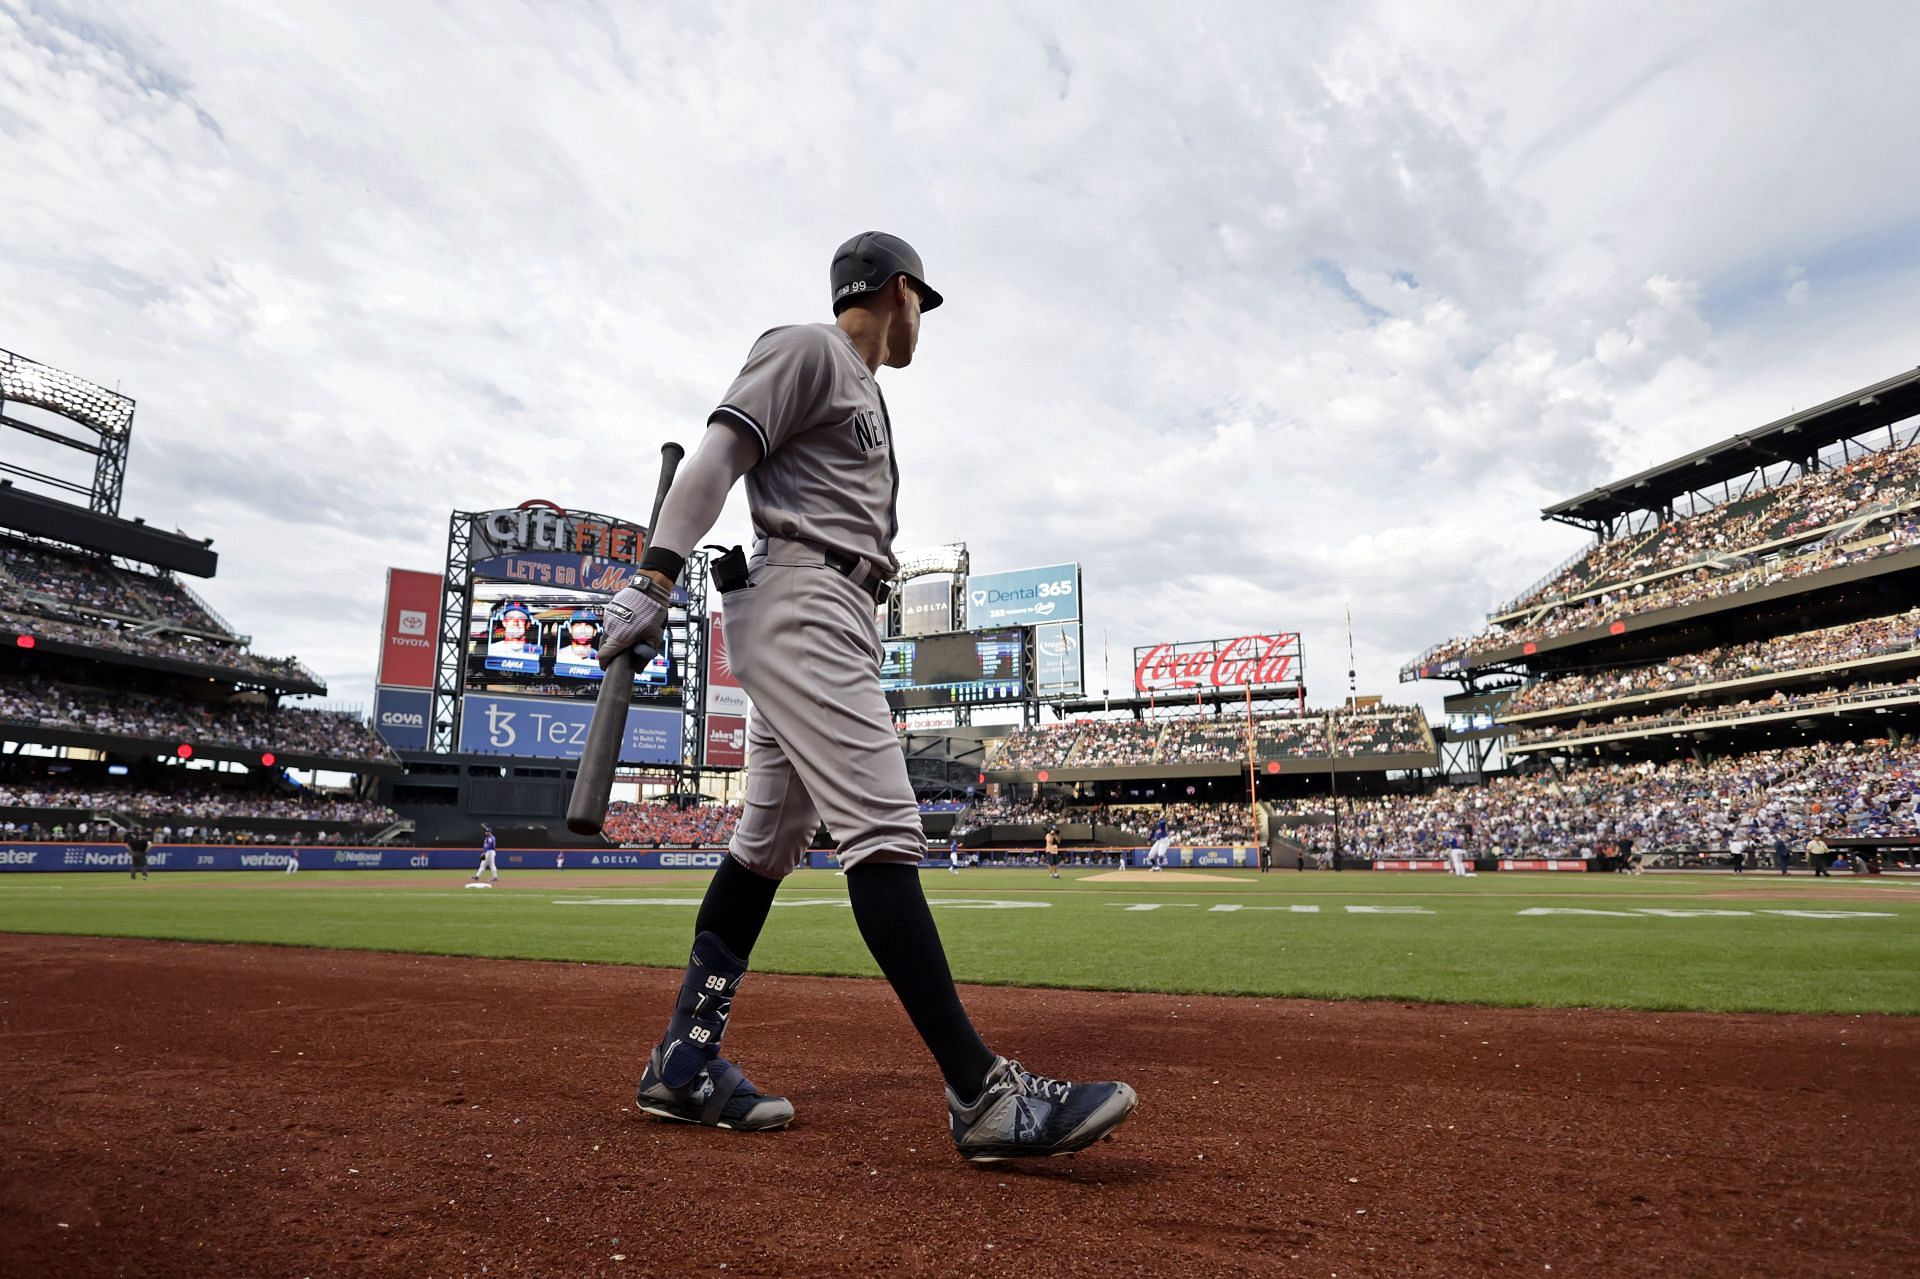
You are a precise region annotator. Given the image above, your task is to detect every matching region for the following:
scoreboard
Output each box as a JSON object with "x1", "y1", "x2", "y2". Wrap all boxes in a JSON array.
[{"x1": 880, "y1": 628, "x2": 1026, "y2": 709}]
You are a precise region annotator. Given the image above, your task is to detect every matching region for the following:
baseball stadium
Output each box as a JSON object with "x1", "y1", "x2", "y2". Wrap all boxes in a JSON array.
[{"x1": 6, "y1": 11, "x2": 1920, "y2": 1279}]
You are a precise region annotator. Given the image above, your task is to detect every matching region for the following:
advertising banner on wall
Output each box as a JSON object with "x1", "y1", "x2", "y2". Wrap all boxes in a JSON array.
[
  {"x1": 706, "y1": 610, "x2": 750, "y2": 717},
  {"x1": 376, "y1": 568, "x2": 443, "y2": 689},
  {"x1": 704, "y1": 713, "x2": 748, "y2": 768},
  {"x1": 900, "y1": 576, "x2": 957, "y2": 635},
  {"x1": 964, "y1": 564, "x2": 1080, "y2": 627},
  {"x1": 1033, "y1": 620, "x2": 1085, "y2": 698},
  {"x1": 458, "y1": 692, "x2": 681, "y2": 764},
  {"x1": 468, "y1": 500, "x2": 647, "y2": 564},
  {"x1": 1133, "y1": 632, "x2": 1303, "y2": 694},
  {"x1": 373, "y1": 686, "x2": 433, "y2": 752}
]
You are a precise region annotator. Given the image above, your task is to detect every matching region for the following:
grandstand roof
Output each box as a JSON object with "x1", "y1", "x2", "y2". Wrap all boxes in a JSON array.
[
  {"x1": 1543, "y1": 367, "x2": 1920, "y2": 527},
  {"x1": 0, "y1": 484, "x2": 217, "y2": 577}
]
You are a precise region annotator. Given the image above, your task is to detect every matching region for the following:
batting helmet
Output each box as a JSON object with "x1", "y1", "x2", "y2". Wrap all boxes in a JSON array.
[{"x1": 831, "y1": 232, "x2": 944, "y2": 314}]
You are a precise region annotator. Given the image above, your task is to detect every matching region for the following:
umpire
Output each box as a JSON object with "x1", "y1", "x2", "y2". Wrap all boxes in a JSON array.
[{"x1": 598, "y1": 232, "x2": 1136, "y2": 1161}]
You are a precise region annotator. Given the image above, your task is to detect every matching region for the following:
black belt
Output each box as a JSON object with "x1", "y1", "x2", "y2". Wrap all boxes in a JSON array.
[{"x1": 751, "y1": 537, "x2": 892, "y2": 606}]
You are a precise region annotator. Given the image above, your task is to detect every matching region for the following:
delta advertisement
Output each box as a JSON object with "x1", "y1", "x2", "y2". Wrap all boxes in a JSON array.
[
  {"x1": 377, "y1": 568, "x2": 443, "y2": 689},
  {"x1": 458, "y1": 692, "x2": 682, "y2": 764},
  {"x1": 964, "y1": 563, "x2": 1080, "y2": 627},
  {"x1": 373, "y1": 686, "x2": 432, "y2": 752}
]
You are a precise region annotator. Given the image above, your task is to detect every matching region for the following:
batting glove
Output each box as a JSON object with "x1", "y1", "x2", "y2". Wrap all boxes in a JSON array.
[{"x1": 598, "y1": 576, "x2": 672, "y2": 669}]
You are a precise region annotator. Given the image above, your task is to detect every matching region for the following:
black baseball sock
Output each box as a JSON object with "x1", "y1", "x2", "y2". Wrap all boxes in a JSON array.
[
  {"x1": 692, "y1": 853, "x2": 782, "y2": 960},
  {"x1": 845, "y1": 861, "x2": 996, "y2": 1098}
]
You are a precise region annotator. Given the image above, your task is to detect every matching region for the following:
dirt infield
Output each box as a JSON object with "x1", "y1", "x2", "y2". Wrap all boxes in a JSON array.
[{"x1": 1, "y1": 936, "x2": 1915, "y2": 1278}]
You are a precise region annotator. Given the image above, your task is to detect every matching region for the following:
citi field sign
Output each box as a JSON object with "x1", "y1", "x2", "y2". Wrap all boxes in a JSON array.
[
  {"x1": 1133, "y1": 632, "x2": 1303, "y2": 694},
  {"x1": 470, "y1": 500, "x2": 649, "y2": 565}
]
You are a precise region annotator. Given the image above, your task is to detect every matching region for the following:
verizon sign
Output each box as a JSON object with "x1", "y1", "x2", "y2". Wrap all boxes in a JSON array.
[{"x1": 1133, "y1": 633, "x2": 1303, "y2": 694}]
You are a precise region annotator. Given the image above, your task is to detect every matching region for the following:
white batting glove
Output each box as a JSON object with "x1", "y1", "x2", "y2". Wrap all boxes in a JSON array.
[{"x1": 598, "y1": 576, "x2": 672, "y2": 668}]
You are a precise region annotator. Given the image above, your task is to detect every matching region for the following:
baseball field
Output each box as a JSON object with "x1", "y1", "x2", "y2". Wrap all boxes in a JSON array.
[{"x1": 3, "y1": 867, "x2": 1919, "y2": 1278}]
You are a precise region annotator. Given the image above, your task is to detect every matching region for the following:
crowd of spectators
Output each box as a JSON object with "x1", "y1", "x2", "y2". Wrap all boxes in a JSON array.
[
  {"x1": 953, "y1": 795, "x2": 1258, "y2": 844},
  {"x1": 1506, "y1": 609, "x2": 1920, "y2": 716},
  {"x1": 1512, "y1": 678, "x2": 1920, "y2": 748},
  {"x1": 0, "y1": 674, "x2": 395, "y2": 763},
  {"x1": 987, "y1": 708, "x2": 1431, "y2": 771},
  {"x1": 987, "y1": 727, "x2": 1074, "y2": 770},
  {"x1": 2, "y1": 538, "x2": 234, "y2": 634},
  {"x1": 0, "y1": 779, "x2": 394, "y2": 839},
  {"x1": 1063, "y1": 719, "x2": 1161, "y2": 767},
  {"x1": 604, "y1": 801, "x2": 742, "y2": 847},
  {"x1": 0, "y1": 603, "x2": 318, "y2": 686},
  {"x1": 1414, "y1": 514, "x2": 1920, "y2": 674},
  {"x1": 1272, "y1": 740, "x2": 1920, "y2": 860},
  {"x1": 1503, "y1": 442, "x2": 1920, "y2": 617}
]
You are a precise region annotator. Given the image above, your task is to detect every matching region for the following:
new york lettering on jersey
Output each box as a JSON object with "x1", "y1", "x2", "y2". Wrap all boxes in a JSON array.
[{"x1": 709, "y1": 323, "x2": 900, "y2": 578}]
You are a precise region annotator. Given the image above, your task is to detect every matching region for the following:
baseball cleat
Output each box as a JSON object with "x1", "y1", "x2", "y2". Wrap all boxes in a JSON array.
[
  {"x1": 635, "y1": 1044, "x2": 794, "y2": 1131},
  {"x1": 947, "y1": 1056, "x2": 1137, "y2": 1163}
]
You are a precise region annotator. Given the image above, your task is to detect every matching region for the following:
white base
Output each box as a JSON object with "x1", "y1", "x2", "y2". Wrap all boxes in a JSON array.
[{"x1": 463, "y1": 881, "x2": 494, "y2": 890}]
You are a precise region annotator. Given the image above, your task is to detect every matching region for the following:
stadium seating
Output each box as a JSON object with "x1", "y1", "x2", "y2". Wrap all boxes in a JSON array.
[
  {"x1": 1, "y1": 538, "x2": 237, "y2": 634},
  {"x1": 954, "y1": 796, "x2": 1258, "y2": 844},
  {"x1": 1511, "y1": 678, "x2": 1920, "y2": 749},
  {"x1": 1505, "y1": 608, "x2": 1920, "y2": 715},
  {"x1": 1504, "y1": 441, "x2": 1920, "y2": 616},
  {"x1": 603, "y1": 801, "x2": 742, "y2": 847},
  {"x1": 1271, "y1": 740, "x2": 1920, "y2": 859},
  {"x1": 0, "y1": 779, "x2": 394, "y2": 838},
  {"x1": 0, "y1": 673, "x2": 394, "y2": 763},
  {"x1": 0, "y1": 602, "x2": 319, "y2": 686},
  {"x1": 1414, "y1": 512, "x2": 1920, "y2": 671},
  {"x1": 986, "y1": 707, "x2": 1432, "y2": 771}
]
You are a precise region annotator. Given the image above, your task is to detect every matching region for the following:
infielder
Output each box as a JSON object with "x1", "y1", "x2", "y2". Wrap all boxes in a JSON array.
[
  {"x1": 284, "y1": 847, "x2": 299, "y2": 876},
  {"x1": 472, "y1": 825, "x2": 499, "y2": 883},
  {"x1": 597, "y1": 232, "x2": 1135, "y2": 1161}
]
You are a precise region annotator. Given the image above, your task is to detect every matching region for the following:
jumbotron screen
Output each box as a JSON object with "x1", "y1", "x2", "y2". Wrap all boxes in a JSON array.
[
  {"x1": 880, "y1": 628, "x2": 1026, "y2": 710},
  {"x1": 463, "y1": 581, "x2": 681, "y2": 705}
]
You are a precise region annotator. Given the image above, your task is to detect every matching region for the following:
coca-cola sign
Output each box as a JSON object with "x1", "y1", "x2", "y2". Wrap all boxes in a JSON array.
[{"x1": 1133, "y1": 633, "x2": 1303, "y2": 694}]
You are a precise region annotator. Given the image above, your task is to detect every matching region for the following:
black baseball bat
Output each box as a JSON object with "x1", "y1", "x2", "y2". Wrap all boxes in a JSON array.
[{"x1": 565, "y1": 440, "x2": 685, "y2": 835}]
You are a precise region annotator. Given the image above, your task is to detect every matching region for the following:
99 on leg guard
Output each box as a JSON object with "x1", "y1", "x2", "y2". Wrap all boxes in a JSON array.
[{"x1": 657, "y1": 931, "x2": 747, "y2": 1087}]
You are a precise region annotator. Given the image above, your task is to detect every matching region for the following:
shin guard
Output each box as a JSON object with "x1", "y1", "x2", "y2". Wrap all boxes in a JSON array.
[{"x1": 656, "y1": 931, "x2": 747, "y2": 1089}]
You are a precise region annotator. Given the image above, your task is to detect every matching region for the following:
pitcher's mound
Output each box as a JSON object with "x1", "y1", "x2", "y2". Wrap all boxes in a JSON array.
[{"x1": 1081, "y1": 870, "x2": 1255, "y2": 883}]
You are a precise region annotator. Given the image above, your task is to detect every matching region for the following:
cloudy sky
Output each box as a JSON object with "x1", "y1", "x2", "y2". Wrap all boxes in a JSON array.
[{"x1": 4, "y1": 0, "x2": 1917, "y2": 718}]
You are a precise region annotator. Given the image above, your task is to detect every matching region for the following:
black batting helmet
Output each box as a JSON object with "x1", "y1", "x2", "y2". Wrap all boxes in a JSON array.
[{"x1": 831, "y1": 232, "x2": 943, "y2": 314}]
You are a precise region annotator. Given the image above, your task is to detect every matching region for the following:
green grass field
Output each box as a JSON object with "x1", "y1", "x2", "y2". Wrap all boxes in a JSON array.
[{"x1": 3, "y1": 867, "x2": 1917, "y2": 1014}]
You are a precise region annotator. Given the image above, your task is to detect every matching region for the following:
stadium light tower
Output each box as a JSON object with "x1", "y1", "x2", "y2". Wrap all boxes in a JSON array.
[{"x1": 0, "y1": 348, "x2": 136, "y2": 515}]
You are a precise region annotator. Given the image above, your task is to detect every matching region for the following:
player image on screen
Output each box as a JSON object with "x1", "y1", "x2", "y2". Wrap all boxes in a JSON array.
[
  {"x1": 553, "y1": 607, "x2": 603, "y2": 679},
  {"x1": 484, "y1": 600, "x2": 544, "y2": 674}
]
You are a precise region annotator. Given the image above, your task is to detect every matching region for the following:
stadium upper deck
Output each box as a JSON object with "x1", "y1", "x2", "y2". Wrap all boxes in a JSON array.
[{"x1": 1405, "y1": 369, "x2": 1920, "y2": 684}]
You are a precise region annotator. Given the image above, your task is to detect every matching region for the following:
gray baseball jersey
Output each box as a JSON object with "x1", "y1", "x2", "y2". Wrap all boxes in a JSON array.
[
  {"x1": 710, "y1": 323, "x2": 900, "y2": 580},
  {"x1": 707, "y1": 322, "x2": 922, "y2": 878}
]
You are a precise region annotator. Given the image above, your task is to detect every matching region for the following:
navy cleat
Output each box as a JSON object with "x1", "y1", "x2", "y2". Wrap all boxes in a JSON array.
[
  {"x1": 946, "y1": 1056, "x2": 1137, "y2": 1163},
  {"x1": 635, "y1": 1043, "x2": 794, "y2": 1132},
  {"x1": 633, "y1": 931, "x2": 793, "y2": 1132}
]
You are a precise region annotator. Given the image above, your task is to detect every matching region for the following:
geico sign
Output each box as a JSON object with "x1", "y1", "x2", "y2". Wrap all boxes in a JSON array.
[
  {"x1": 659, "y1": 852, "x2": 725, "y2": 868},
  {"x1": 380, "y1": 710, "x2": 426, "y2": 727},
  {"x1": 476, "y1": 501, "x2": 646, "y2": 564}
]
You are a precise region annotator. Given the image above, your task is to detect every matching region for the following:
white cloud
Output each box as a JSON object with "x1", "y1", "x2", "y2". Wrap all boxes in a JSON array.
[{"x1": 2, "y1": 0, "x2": 1917, "y2": 721}]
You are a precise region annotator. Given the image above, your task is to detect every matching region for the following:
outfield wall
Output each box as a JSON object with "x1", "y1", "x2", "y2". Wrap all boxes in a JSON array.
[{"x1": 0, "y1": 843, "x2": 1264, "y2": 872}]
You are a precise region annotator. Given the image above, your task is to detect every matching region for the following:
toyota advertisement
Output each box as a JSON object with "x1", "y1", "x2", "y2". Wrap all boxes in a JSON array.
[
  {"x1": 963, "y1": 563, "x2": 1080, "y2": 627},
  {"x1": 377, "y1": 568, "x2": 443, "y2": 689}
]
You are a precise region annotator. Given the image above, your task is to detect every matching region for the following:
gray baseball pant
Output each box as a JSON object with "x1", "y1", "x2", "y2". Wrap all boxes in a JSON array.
[{"x1": 720, "y1": 547, "x2": 923, "y2": 877}]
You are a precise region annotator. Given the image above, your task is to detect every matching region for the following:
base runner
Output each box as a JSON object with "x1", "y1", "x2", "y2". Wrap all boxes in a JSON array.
[{"x1": 596, "y1": 232, "x2": 1135, "y2": 1161}]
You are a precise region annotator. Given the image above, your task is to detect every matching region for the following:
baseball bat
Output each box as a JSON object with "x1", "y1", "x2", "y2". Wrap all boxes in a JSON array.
[{"x1": 565, "y1": 440, "x2": 685, "y2": 835}]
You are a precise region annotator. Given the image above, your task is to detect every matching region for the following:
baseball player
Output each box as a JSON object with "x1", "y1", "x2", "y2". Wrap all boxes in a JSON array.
[
  {"x1": 596, "y1": 232, "x2": 1135, "y2": 1160},
  {"x1": 1147, "y1": 815, "x2": 1171, "y2": 871},
  {"x1": 472, "y1": 825, "x2": 499, "y2": 883},
  {"x1": 125, "y1": 829, "x2": 151, "y2": 881},
  {"x1": 284, "y1": 847, "x2": 299, "y2": 876},
  {"x1": 1045, "y1": 825, "x2": 1062, "y2": 879},
  {"x1": 487, "y1": 602, "x2": 542, "y2": 660},
  {"x1": 555, "y1": 609, "x2": 601, "y2": 666}
]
